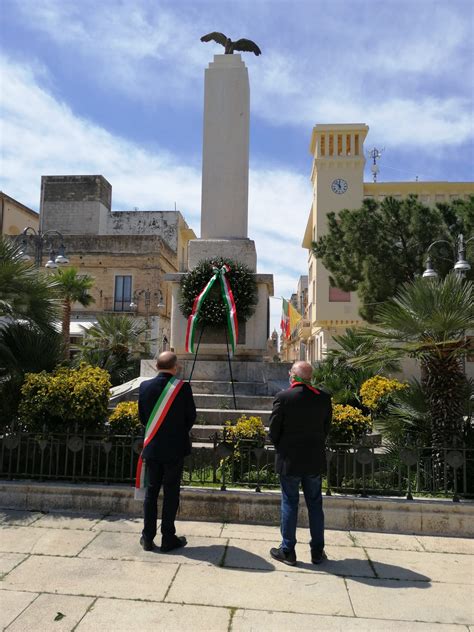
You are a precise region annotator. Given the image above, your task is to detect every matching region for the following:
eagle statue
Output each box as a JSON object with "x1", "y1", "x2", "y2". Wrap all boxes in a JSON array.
[{"x1": 200, "y1": 32, "x2": 262, "y2": 56}]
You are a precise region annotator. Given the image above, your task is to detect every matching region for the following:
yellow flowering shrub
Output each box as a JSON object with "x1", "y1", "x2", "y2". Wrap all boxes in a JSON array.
[
  {"x1": 108, "y1": 401, "x2": 141, "y2": 435},
  {"x1": 19, "y1": 363, "x2": 111, "y2": 433},
  {"x1": 224, "y1": 414, "x2": 266, "y2": 446},
  {"x1": 330, "y1": 404, "x2": 372, "y2": 444},
  {"x1": 360, "y1": 376, "x2": 407, "y2": 411}
]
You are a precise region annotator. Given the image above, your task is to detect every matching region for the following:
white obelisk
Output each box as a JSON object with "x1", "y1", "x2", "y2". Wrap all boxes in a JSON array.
[{"x1": 188, "y1": 54, "x2": 257, "y2": 270}]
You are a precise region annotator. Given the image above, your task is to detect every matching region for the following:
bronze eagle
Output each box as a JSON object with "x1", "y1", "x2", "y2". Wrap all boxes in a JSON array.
[{"x1": 200, "y1": 32, "x2": 262, "y2": 56}]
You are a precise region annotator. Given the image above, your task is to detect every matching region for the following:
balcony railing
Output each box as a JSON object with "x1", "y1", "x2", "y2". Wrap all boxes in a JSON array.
[{"x1": 1, "y1": 428, "x2": 472, "y2": 500}]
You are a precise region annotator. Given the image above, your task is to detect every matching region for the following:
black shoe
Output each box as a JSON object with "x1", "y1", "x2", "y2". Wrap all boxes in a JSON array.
[
  {"x1": 161, "y1": 535, "x2": 187, "y2": 553},
  {"x1": 140, "y1": 536, "x2": 156, "y2": 552},
  {"x1": 311, "y1": 549, "x2": 328, "y2": 564},
  {"x1": 270, "y1": 546, "x2": 297, "y2": 566}
]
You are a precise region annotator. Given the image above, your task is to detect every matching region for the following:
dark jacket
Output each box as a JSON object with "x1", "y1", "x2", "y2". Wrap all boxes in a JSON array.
[
  {"x1": 269, "y1": 383, "x2": 332, "y2": 476},
  {"x1": 138, "y1": 372, "x2": 196, "y2": 462}
]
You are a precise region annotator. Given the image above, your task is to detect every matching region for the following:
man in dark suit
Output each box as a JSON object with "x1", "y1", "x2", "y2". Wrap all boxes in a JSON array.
[
  {"x1": 269, "y1": 360, "x2": 332, "y2": 566},
  {"x1": 138, "y1": 351, "x2": 196, "y2": 552}
]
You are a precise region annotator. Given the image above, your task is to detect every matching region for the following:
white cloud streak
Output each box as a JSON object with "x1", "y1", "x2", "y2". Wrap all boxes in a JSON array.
[{"x1": 10, "y1": 0, "x2": 473, "y2": 148}]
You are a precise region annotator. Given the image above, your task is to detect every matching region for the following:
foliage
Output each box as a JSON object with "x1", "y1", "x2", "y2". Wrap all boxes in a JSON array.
[
  {"x1": 375, "y1": 379, "x2": 433, "y2": 447},
  {"x1": 0, "y1": 323, "x2": 64, "y2": 428},
  {"x1": 360, "y1": 376, "x2": 408, "y2": 411},
  {"x1": 54, "y1": 267, "x2": 95, "y2": 358},
  {"x1": 312, "y1": 195, "x2": 474, "y2": 322},
  {"x1": 312, "y1": 328, "x2": 401, "y2": 407},
  {"x1": 312, "y1": 356, "x2": 373, "y2": 407},
  {"x1": 77, "y1": 314, "x2": 148, "y2": 386},
  {"x1": 358, "y1": 274, "x2": 474, "y2": 447},
  {"x1": 0, "y1": 236, "x2": 59, "y2": 331},
  {"x1": 179, "y1": 258, "x2": 257, "y2": 328},
  {"x1": 329, "y1": 404, "x2": 372, "y2": 444},
  {"x1": 19, "y1": 363, "x2": 111, "y2": 433},
  {"x1": 107, "y1": 401, "x2": 141, "y2": 435},
  {"x1": 224, "y1": 414, "x2": 266, "y2": 446}
]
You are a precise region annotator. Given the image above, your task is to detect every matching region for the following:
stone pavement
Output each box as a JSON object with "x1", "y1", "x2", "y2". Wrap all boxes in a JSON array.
[{"x1": 0, "y1": 509, "x2": 473, "y2": 631}]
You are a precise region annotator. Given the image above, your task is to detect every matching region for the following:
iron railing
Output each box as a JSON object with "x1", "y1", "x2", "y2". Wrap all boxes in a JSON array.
[{"x1": 1, "y1": 428, "x2": 472, "y2": 500}]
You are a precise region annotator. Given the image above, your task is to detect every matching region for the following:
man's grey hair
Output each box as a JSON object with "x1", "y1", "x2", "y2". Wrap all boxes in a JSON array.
[{"x1": 290, "y1": 361, "x2": 313, "y2": 381}]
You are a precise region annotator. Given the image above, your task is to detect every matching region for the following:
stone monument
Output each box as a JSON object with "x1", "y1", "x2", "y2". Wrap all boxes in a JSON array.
[{"x1": 165, "y1": 51, "x2": 273, "y2": 360}]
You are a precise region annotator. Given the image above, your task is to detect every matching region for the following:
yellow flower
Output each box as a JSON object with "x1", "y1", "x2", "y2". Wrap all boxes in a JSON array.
[{"x1": 359, "y1": 376, "x2": 407, "y2": 410}]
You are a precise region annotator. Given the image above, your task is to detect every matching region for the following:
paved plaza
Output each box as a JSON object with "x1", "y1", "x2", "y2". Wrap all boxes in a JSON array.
[{"x1": 0, "y1": 508, "x2": 473, "y2": 631}]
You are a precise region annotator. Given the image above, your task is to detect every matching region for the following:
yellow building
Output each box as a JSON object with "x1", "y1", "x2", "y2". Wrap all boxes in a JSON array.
[
  {"x1": 20, "y1": 175, "x2": 196, "y2": 354},
  {"x1": 302, "y1": 123, "x2": 474, "y2": 363},
  {"x1": 0, "y1": 192, "x2": 39, "y2": 235}
]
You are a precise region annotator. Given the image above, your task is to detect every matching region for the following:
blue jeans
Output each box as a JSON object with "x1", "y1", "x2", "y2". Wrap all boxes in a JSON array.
[{"x1": 280, "y1": 474, "x2": 324, "y2": 552}]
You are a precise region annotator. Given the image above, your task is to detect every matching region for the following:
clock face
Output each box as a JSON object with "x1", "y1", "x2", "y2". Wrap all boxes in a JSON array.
[{"x1": 331, "y1": 178, "x2": 348, "y2": 194}]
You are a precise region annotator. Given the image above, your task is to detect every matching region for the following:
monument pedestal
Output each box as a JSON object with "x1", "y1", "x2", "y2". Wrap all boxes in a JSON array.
[{"x1": 165, "y1": 272, "x2": 273, "y2": 360}]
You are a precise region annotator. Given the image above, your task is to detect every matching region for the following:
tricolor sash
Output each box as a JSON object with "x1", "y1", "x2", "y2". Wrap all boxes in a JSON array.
[{"x1": 134, "y1": 376, "x2": 184, "y2": 500}]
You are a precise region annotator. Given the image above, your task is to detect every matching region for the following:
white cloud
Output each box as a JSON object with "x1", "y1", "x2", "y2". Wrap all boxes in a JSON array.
[
  {"x1": 0, "y1": 54, "x2": 309, "y2": 334},
  {"x1": 10, "y1": 0, "x2": 473, "y2": 148}
]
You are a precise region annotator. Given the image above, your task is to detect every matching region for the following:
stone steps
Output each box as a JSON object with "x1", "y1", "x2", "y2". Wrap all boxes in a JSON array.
[
  {"x1": 193, "y1": 393, "x2": 274, "y2": 411},
  {"x1": 195, "y1": 408, "x2": 271, "y2": 425},
  {"x1": 190, "y1": 380, "x2": 270, "y2": 396}
]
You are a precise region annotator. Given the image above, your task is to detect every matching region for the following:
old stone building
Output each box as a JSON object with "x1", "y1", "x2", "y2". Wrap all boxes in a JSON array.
[
  {"x1": 0, "y1": 192, "x2": 39, "y2": 235},
  {"x1": 24, "y1": 175, "x2": 196, "y2": 354}
]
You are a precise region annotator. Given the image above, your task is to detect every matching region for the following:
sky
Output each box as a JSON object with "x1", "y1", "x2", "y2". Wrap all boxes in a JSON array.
[{"x1": 1, "y1": 0, "x2": 473, "y2": 336}]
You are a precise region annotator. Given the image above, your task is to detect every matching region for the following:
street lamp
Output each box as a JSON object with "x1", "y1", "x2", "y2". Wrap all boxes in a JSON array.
[
  {"x1": 129, "y1": 289, "x2": 164, "y2": 314},
  {"x1": 422, "y1": 234, "x2": 473, "y2": 279},
  {"x1": 18, "y1": 227, "x2": 69, "y2": 269}
]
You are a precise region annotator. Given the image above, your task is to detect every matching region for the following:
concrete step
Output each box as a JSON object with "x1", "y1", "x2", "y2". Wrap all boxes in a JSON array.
[
  {"x1": 193, "y1": 393, "x2": 274, "y2": 411},
  {"x1": 190, "y1": 381, "x2": 269, "y2": 396},
  {"x1": 190, "y1": 424, "x2": 271, "y2": 441},
  {"x1": 196, "y1": 408, "x2": 271, "y2": 425}
]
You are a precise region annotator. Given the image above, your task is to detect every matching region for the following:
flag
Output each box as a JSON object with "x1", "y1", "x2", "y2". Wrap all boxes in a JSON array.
[
  {"x1": 288, "y1": 302, "x2": 302, "y2": 335},
  {"x1": 280, "y1": 298, "x2": 290, "y2": 339},
  {"x1": 280, "y1": 298, "x2": 302, "y2": 339}
]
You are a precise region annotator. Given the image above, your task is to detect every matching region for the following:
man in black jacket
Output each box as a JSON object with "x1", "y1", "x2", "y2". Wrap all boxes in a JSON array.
[
  {"x1": 138, "y1": 351, "x2": 196, "y2": 552},
  {"x1": 269, "y1": 360, "x2": 332, "y2": 566}
]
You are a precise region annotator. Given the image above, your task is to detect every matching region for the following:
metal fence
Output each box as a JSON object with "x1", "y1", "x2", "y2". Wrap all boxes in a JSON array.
[{"x1": 1, "y1": 428, "x2": 472, "y2": 500}]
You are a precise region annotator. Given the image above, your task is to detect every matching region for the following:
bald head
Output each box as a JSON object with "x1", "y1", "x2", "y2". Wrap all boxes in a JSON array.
[
  {"x1": 290, "y1": 361, "x2": 313, "y2": 382},
  {"x1": 157, "y1": 351, "x2": 178, "y2": 371}
]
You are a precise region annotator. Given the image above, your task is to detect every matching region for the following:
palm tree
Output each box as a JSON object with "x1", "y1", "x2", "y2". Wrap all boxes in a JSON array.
[
  {"x1": 78, "y1": 314, "x2": 148, "y2": 385},
  {"x1": 54, "y1": 267, "x2": 95, "y2": 359},
  {"x1": 0, "y1": 322, "x2": 64, "y2": 428},
  {"x1": 362, "y1": 274, "x2": 473, "y2": 447},
  {"x1": 0, "y1": 236, "x2": 59, "y2": 330}
]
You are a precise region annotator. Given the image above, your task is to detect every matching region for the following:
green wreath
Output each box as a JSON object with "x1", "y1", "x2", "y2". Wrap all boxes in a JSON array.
[{"x1": 179, "y1": 258, "x2": 257, "y2": 328}]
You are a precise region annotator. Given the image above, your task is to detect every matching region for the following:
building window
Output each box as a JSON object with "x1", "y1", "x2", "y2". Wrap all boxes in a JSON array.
[
  {"x1": 329, "y1": 286, "x2": 351, "y2": 302},
  {"x1": 320, "y1": 135, "x2": 326, "y2": 156},
  {"x1": 114, "y1": 275, "x2": 132, "y2": 311},
  {"x1": 354, "y1": 134, "x2": 360, "y2": 156},
  {"x1": 346, "y1": 134, "x2": 351, "y2": 155},
  {"x1": 328, "y1": 134, "x2": 334, "y2": 156}
]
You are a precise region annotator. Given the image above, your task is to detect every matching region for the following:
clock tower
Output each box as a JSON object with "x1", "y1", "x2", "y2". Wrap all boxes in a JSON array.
[{"x1": 303, "y1": 123, "x2": 368, "y2": 360}]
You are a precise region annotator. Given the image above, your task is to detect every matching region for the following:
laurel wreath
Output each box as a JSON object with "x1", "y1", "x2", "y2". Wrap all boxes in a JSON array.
[{"x1": 179, "y1": 258, "x2": 258, "y2": 328}]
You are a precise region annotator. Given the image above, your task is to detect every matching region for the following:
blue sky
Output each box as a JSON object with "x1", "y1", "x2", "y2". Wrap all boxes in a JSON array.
[{"x1": 1, "y1": 0, "x2": 473, "y2": 334}]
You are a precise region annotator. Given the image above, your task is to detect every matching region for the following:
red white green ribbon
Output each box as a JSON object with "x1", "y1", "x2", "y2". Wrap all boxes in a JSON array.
[
  {"x1": 134, "y1": 376, "x2": 184, "y2": 500},
  {"x1": 290, "y1": 376, "x2": 320, "y2": 395},
  {"x1": 185, "y1": 264, "x2": 238, "y2": 356}
]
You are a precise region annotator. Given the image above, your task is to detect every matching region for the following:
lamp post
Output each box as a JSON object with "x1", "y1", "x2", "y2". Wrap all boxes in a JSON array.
[
  {"x1": 18, "y1": 227, "x2": 69, "y2": 269},
  {"x1": 422, "y1": 233, "x2": 473, "y2": 279},
  {"x1": 130, "y1": 289, "x2": 165, "y2": 352}
]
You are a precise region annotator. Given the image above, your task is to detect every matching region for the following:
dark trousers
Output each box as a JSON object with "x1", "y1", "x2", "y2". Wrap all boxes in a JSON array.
[
  {"x1": 142, "y1": 458, "x2": 184, "y2": 543},
  {"x1": 280, "y1": 474, "x2": 324, "y2": 552}
]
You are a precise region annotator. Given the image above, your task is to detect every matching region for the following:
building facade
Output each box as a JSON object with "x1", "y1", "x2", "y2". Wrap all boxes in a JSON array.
[
  {"x1": 22, "y1": 175, "x2": 196, "y2": 354},
  {"x1": 301, "y1": 123, "x2": 474, "y2": 363},
  {"x1": 0, "y1": 192, "x2": 39, "y2": 235}
]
